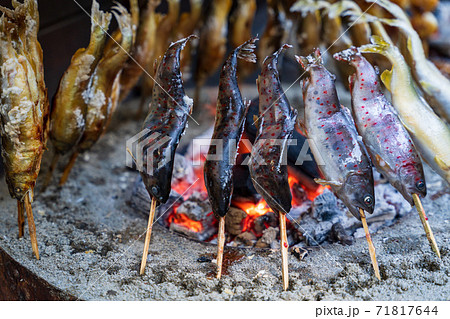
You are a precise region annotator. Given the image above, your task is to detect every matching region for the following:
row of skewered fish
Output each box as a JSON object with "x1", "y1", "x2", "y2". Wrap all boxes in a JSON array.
[{"x1": 1, "y1": 0, "x2": 448, "y2": 292}]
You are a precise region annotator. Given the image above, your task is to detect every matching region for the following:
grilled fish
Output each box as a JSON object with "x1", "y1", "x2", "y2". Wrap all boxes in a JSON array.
[
  {"x1": 249, "y1": 44, "x2": 297, "y2": 215},
  {"x1": 204, "y1": 37, "x2": 257, "y2": 218},
  {"x1": 360, "y1": 36, "x2": 450, "y2": 184},
  {"x1": 334, "y1": 47, "x2": 426, "y2": 205},
  {"x1": 297, "y1": 49, "x2": 375, "y2": 219},
  {"x1": 140, "y1": 36, "x2": 196, "y2": 203},
  {"x1": 50, "y1": 0, "x2": 111, "y2": 155}
]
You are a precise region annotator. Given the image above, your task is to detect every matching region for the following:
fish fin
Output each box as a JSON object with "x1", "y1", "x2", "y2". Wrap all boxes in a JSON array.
[
  {"x1": 374, "y1": 154, "x2": 394, "y2": 172},
  {"x1": 381, "y1": 68, "x2": 393, "y2": 91},
  {"x1": 434, "y1": 156, "x2": 449, "y2": 172},
  {"x1": 314, "y1": 178, "x2": 342, "y2": 187},
  {"x1": 236, "y1": 37, "x2": 258, "y2": 64}
]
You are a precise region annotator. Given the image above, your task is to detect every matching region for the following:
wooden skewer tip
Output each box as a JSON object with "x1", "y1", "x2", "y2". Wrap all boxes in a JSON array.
[
  {"x1": 24, "y1": 194, "x2": 39, "y2": 260},
  {"x1": 412, "y1": 193, "x2": 441, "y2": 259},
  {"x1": 359, "y1": 208, "x2": 380, "y2": 280},
  {"x1": 279, "y1": 213, "x2": 289, "y2": 291},
  {"x1": 140, "y1": 197, "x2": 157, "y2": 275},
  {"x1": 216, "y1": 216, "x2": 225, "y2": 279}
]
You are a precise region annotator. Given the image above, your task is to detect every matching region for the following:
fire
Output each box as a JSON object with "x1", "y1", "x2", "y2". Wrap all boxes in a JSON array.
[
  {"x1": 168, "y1": 211, "x2": 203, "y2": 232},
  {"x1": 233, "y1": 199, "x2": 272, "y2": 233}
]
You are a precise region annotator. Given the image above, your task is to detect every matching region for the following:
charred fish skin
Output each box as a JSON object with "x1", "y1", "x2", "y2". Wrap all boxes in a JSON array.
[
  {"x1": 297, "y1": 50, "x2": 374, "y2": 219},
  {"x1": 50, "y1": 0, "x2": 111, "y2": 154},
  {"x1": 334, "y1": 47, "x2": 426, "y2": 205},
  {"x1": 249, "y1": 44, "x2": 296, "y2": 215},
  {"x1": 141, "y1": 36, "x2": 196, "y2": 204},
  {"x1": 204, "y1": 38, "x2": 258, "y2": 219}
]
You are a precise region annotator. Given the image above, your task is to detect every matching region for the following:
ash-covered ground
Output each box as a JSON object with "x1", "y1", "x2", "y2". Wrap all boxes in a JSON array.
[{"x1": 0, "y1": 91, "x2": 449, "y2": 301}]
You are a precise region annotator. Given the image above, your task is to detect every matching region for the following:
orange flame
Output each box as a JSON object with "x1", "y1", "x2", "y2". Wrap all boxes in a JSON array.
[
  {"x1": 233, "y1": 199, "x2": 272, "y2": 233},
  {"x1": 169, "y1": 211, "x2": 203, "y2": 232}
]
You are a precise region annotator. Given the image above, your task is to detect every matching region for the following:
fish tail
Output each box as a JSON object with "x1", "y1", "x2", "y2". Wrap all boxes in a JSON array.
[
  {"x1": 236, "y1": 37, "x2": 259, "y2": 64},
  {"x1": 328, "y1": 0, "x2": 361, "y2": 19},
  {"x1": 333, "y1": 46, "x2": 360, "y2": 62},
  {"x1": 91, "y1": 0, "x2": 112, "y2": 32},
  {"x1": 112, "y1": 3, "x2": 132, "y2": 35},
  {"x1": 295, "y1": 48, "x2": 322, "y2": 71},
  {"x1": 359, "y1": 35, "x2": 392, "y2": 56}
]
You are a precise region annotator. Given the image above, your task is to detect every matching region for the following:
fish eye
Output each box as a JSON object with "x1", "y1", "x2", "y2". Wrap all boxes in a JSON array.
[
  {"x1": 364, "y1": 195, "x2": 373, "y2": 206},
  {"x1": 15, "y1": 187, "x2": 21, "y2": 193},
  {"x1": 416, "y1": 180, "x2": 425, "y2": 191}
]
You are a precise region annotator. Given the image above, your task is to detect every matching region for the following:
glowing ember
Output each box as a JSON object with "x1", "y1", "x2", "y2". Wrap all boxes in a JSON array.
[
  {"x1": 168, "y1": 211, "x2": 203, "y2": 233},
  {"x1": 233, "y1": 199, "x2": 272, "y2": 233}
]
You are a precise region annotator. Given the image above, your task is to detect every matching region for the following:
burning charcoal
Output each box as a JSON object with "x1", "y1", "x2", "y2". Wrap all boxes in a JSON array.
[
  {"x1": 176, "y1": 191, "x2": 213, "y2": 222},
  {"x1": 225, "y1": 207, "x2": 247, "y2": 236},
  {"x1": 255, "y1": 226, "x2": 279, "y2": 248},
  {"x1": 197, "y1": 256, "x2": 212, "y2": 263},
  {"x1": 235, "y1": 231, "x2": 257, "y2": 247},
  {"x1": 292, "y1": 183, "x2": 308, "y2": 205},
  {"x1": 329, "y1": 222, "x2": 353, "y2": 245},
  {"x1": 253, "y1": 211, "x2": 278, "y2": 236},
  {"x1": 311, "y1": 189, "x2": 342, "y2": 222},
  {"x1": 291, "y1": 246, "x2": 308, "y2": 261}
]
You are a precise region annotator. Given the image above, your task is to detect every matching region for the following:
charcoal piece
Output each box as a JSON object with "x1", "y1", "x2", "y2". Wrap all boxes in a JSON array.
[
  {"x1": 311, "y1": 189, "x2": 341, "y2": 222},
  {"x1": 197, "y1": 256, "x2": 212, "y2": 263},
  {"x1": 225, "y1": 207, "x2": 247, "y2": 236},
  {"x1": 291, "y1": 246, "x2": 308, "y2": 261},
  {"x1": 255, "y1": 226, "x2": 279, "y2": 248},
  {"x1": 253, "y1": 211, "x2": 278, "y2": 236},
  {"x1": 329, "y1": 222, "x2": 353, "y2": 245},
  {"x1": 172, "y1": 153, "x2": 195, "y2": 182},
  {"x1": 176, "y1": 191, "x2": 212, "y2": 221},
  {"x1": 235, "y1": 231, "x2": 256, "y2": 247}
]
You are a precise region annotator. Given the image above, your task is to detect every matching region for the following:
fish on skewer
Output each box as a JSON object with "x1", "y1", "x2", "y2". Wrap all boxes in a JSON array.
[
  {"x1": 46, "y1": 1, "x2": 111, "y2": 186},
  {"x1": 59, "y1": 4, "x2": 134, "y2": 185},
  {"x1": 0, "y1": 0, "x2": 49, "y2": 259},
  {"x1": 296, "y1": 49, "x2": 379, "y2": 279},
  {"x1": 258, "y1": 0, "x2": 287, "y2": 65},
  {"x1": 229, "y1": 0, "x2": 257, "y2": 79},
  {"x1": 138, "y1": 35, "x2": 196, "y2": 275},
  {"x1": 249, "y1": 44, "x2": 297, "y2": 291},
  {"x1": 119, "y1": 0, "x2": 161, "y2": 101},
  {"x1": 359, "y1": 36, "x2": 450, "y2": 185},
  {"x1": 204, "y1": 37, "x2": 258, "y2": 279},
  {"x1": 194, "y1": 0, "x2": 233, "y2": 105},
  {"x1": 334, "y1": 47, "x2": 440, "y2": 258}
]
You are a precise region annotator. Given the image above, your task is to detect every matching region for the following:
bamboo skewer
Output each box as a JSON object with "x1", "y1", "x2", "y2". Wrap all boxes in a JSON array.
[
  {"x1": 17, "y1": 200, "x2": 25, "y2": 238},
  {"x1": 359, "y1": 208, "x2": 380, "y2": 280},
  {"x1": 216, "y1": 216, "x2": 225, "y2": 279},
  {"x1": 412, "y1": 193, "x2": 441, "y2": 259},
  {"x1": 59, "y1": 151, "x2": 79, "y2": 186},
  {"x1": 140, "y1": 197, "x2": 157, "y2": 275},
  {"x1": 279, "y1": 213, "x2": 289, "y2": 291},
  {"x1": 24, "y1": 193, "x2": 39, "y2": 260}
]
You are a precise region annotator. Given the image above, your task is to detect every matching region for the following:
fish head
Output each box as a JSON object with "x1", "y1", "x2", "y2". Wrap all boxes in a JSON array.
[
  {"x1": 398, "y1": 164, "x2": 427, "y2": 204},
  {"x1": 7, "y1": 175, "x2": 34, "y2": 201},
  {"x1": 141, "y1": 164, "x2": 173, "y2": 204},
  {"x1": 338, "y1": 172, "x2": 375, "y2": 219}
]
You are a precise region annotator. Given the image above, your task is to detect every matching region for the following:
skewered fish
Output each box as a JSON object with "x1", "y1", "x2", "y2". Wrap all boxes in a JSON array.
[
  {"x1": 204, "y1": 37, "x2": 257, "y2": 279},
  {"x1": 49, "y1": 1, "x2": 111, "y2": 162},
  {"x1": 334, "y1": 47, "x2": 426, "y2": 205},
  {"x1": 60, "y1": 4, "x2": 133, "y2": 185},
  {"x1": 297, "y1": 50, "x2": 375, "y2": 219},
  {"x1": 119, "y1": 0, "x2": 161, "y2": 101},
  {"x1": 138, "y1": 35, "x2": 195, "y2": 275},
  {"x1": 0, "y1": 0, "x2": 49, "y2": 259},
  {"x1": 194, "y1": 0, "x2": 232, "y2": 102},
  {"x1": 249, "y1": 44, "x2": 297, "y2": 290},
  {"x1": 140, "y1": 36, "x2": 196, "y2": 204},
  {"x1": 229, "y1": 0, "x2": 257, "y2": 79},
  {"x1": 360, "y1": 36, "x2": 450, "y2": 185}
]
